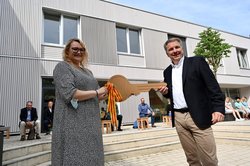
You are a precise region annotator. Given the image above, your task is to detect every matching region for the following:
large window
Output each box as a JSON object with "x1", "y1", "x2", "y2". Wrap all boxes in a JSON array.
[
  {"x1": 63, "y1": 16, "x2": 78, "y2": 44},
  {"x1": 116, "y1": 26, "x2": 141, "y2": 55},
  {"x1": 237, "y1": 48, "x2": 249, "y2": 69},
  {"x1": 44, "y1": 12, "x2": 79, "y2": 45},
  {"x1": 44, "y1": 14, "x2": 60, "y2": 44},
  {"x1": 221, "y1": 88, "x2": 240, "y2": 101}
]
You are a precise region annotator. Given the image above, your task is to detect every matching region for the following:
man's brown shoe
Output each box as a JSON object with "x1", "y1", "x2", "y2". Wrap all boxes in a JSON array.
[
  {"x1": 152, "y1": 125, "x2": 156, "y2": 128},
  {"x1": 36, "y1": 134, "x2": 41, "y2": 139},
  {"x1": 20, "y1": 135, "x2": 26, "y2": 141}
]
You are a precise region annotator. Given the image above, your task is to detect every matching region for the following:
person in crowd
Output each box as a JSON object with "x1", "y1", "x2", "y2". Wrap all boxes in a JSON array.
[
  {"x1": 234, "y1": 97, "x2": 248, "y2": 118},
  {"x1": 138, "y1": 98, "x2": 156, "y2": 127},
  {"x1": 165, "y1": 99, "x2": 172, "y2": 116},
  {"x1": 101, "y1": 107, "x2": 108, "y2": 120},
  {"x1": 52, "y1": 38, "x2": 108, "y2": 166},
  {"x1": 158, "y1": 37, "x2": 225, "y2": 166},
  {"x1": 43, "y1": 100, "x2": 54, "y2": 135},
  {"x1": 225, "y1": 97, "x2": 244, "y2": 121},
  {"x1": 241, "y1": 96, "x2": 249, "y2": 107},
  {"x1": 19, "y1": 101, "x2": 41, "y2": 141},
  {"x1": 116, "y1": 104, "x2": 123, "y2": 131},
  {"x1": 241, "y1": 96, "x2": 250, "y2": 118},
  {"x1": 247, "y1": 96, "x2": 250, "y2": 108},
  {"x1": 101, "y1": 105, "x2": 123, "y2": 131}
]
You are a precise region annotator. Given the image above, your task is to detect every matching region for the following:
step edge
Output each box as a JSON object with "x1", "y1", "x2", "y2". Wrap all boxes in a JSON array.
[
  {"x1": 104, "y1": 141, "x2": 180, "y2": 155},
  {"x1": 4, "y1": 140, "x2": 51, "y2": 151},
  {"x1": 3, "y1": 150, "x2": 51, "y2": 165},
  {"x1": 103, "y1": 128, "x2": 175, "y2": 138},
  {"x1": 104, "y1": 134, "x2": 178, "y2": 146}
]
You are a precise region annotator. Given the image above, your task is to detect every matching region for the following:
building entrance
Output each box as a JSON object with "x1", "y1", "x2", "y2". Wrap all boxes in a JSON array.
[{"x1": 41, "y1": 77, "x2": 55, "y2": 132}]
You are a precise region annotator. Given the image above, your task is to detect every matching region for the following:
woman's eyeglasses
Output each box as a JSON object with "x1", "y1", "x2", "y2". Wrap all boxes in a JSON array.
[{"x1": 71, "y1": 47, "x2": 85, "y2": 53}]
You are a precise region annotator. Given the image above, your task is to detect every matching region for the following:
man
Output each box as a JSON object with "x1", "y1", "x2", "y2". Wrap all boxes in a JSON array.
[
  {"x1": 138, "y1": 98, "x2": 156, "y2": 127},
  {"x1": 115, "y1": 104, "x2": 123, "y2": 131},
  {"x1": 101, "y1": 105, "x2": 123, "y2": 131},
  {"x1": 158, "y1": 38, "x2": 225, "y2": 166},
  {"x1": 20, "y1": 101, "x2": 41, "y2": 141},
  {"x1": 43, "y1": 100, "x2": 54, "y2": 135}
]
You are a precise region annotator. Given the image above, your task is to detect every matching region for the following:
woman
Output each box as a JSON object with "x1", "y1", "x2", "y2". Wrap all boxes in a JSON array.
[
  {"x1": 225, "y1": 97, "x2": 244, "y2": 121},
  {"x1": 52, "y1": 38, "x2": 108, "y2": 166}
]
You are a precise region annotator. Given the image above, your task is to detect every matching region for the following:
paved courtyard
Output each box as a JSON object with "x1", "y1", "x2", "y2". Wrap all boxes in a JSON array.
[
  {"x1": 2, "y1": 120, "x2": 250, "y2": 166},
  {"x1": 105, "y1": 143, "x2": 250, "y2": 166},
  {"x1": 105, "y1": 120, "x2": 250, "y2": 166}
]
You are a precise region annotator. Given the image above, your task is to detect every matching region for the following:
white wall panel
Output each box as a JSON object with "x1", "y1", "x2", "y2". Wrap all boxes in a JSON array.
[
  {"x1": 143, "y1": 29, "x2": 169, "y2": 69},
  {"x1": 240, "y1": 88, "x2": 250, "y2": 101},
  {"x1": 42, "y1": 45, "x2": 64, "y2": 60},
  {"x1": 40, "y1": 59, "x2": 60, "y2": 76},
  {"x1": 186, "y1": 38, "x2": 199, "y2": 58},
  {"x1": 118, "y1": 55, "x2": 145, "y2": 67},
  {"x1": 0, "y1": 57, "x2": 41, "y2": 133},
  {"x1": 89, "y1": 64, "x2": 164, "y2": 82},
  {"x1": 81, "y1": 16, "x2": 117, "y2": 65},
  {"x1": 0, "y1": 0, "x2": 42, "y2": 57}
]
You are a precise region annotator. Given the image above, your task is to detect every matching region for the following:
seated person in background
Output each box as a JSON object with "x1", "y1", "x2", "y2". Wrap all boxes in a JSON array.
[
  {"x1": 44, "y1": 100, "x2": 54, "y2": 135},
  {"x1": 234, "y1": 97, "x2": 248, "y2": 119},
  {"x1": 20, "y1": 101, "x2": 41, "y2": 141},
  {"x1": 116, "y1": 104, "x2": 123, "y2": 131},
  {"x1": 101, "y1": 107, "x2": 110, "y2": 120},
  {"x1": 241, "y1": 96, "x2": 250, "y2": 119},
  {"x1": 225, "y1": 97, "x2": 244, "y2": 121},
  {"x1": 138, "y1": 98, "x2": 156, "y2": 127},
  {"x1": 247, "y1": 96, "x2": 250, "y2": 108},
  {"x1": 166, "y1": 99, "x2": 172, "y2": 118},
  {"x1": 101, "y1": 106, "x2": 123, "y2": 131},
  {"x1": 101, "y1": 107, "x2": 107, "y2": 120}
]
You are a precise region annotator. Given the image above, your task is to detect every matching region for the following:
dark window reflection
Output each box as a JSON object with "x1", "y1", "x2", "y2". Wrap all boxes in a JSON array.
[
  {"x1": 63, "y1": 16, "x2": 78, "y2": 44},
  {"x1": 129, "y1": 29, "x2": 140, "y2": 54},
  {"x1": 44, "y1": 14, "x2": 60, "y2": 44},
  {"x1": 116, "y1": 27, "x2": 128, "y2": 53}
]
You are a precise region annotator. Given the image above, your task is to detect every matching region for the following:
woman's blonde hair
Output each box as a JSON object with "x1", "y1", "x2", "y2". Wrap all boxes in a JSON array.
[{"x1": 63, "y1": 38, "x2": 88, "y2": 67}]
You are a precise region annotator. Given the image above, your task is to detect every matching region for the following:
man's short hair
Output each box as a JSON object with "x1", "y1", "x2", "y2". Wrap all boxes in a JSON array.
[
  {"x1": 163, "y1": 37, "x2": 183, "y2": 51},
  {"x1": 235, "y1": 97, "x2": 240, "y2": 100},
  {"x1": 26, "y1": 101, "x2": 33, "y2": 104}
]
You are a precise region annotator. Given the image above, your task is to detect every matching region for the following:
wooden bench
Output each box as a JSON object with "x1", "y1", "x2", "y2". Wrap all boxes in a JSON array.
[
  {"x1": 101, "y1": 120, "x2": 112, "y2": 134},
  {"x1": 0, "y1": 127, "x2": 10, "y2": 139},
  {"x1": 162, "y1": 115, "x2": 171, "y2": 127},
  {"x1": 137, "y1": 117, "x2": 149, "y2": 130}
]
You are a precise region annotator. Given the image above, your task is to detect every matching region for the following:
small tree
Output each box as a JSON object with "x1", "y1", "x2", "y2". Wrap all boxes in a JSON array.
[{"x1": 194, "y1": 27, "x2": 231, "y2": 77}]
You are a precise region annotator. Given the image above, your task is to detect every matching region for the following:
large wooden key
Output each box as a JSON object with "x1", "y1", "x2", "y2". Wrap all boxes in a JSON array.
[{"x1": 108, "y1": 75, "x2": 167, "y2": 101}]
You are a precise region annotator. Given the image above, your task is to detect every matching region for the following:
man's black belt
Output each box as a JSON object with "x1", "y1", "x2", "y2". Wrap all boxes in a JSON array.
[{"x1": 173, "y1": 108, "x2": 189, "y2": 113}]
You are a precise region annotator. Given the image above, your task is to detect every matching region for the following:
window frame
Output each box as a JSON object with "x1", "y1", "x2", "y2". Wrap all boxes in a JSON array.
[
  {"x1": 43, "y1": 11, "x2": 80, "y2": 46},
  {"x1": 221, "y1": 88, "x2": 240, "y2": 101},
  {"x1": 116, "y1": 26, "x2": 143, "y2": 56},
  {"x1": 236, "y1": 48, "x2": 249, "y2": 69}
]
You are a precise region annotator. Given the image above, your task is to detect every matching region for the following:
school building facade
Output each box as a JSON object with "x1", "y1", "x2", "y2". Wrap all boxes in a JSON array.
[{"x1": 1, "y1": 0, "x2": 250, "y2": 133}]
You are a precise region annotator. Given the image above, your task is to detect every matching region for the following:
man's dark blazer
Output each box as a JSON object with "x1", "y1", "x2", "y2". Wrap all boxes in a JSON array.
[
  {"x1": 44, "y1": 107, "x2": 54, "y2": 123},
  {"x1": 20, "y1": 107, "x2": 38, "y2": 122},
  {"x1": 163, "y1": 56, "x2": 225, "y2": 129}
]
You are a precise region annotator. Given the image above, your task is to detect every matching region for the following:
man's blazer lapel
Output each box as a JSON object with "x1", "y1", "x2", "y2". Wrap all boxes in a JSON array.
[
  {"x1": 182, "y1": 57, "x2": 188, "y2": 86},
  {"x1": 166, "y1": 66, "x2": 172, "y2": 89}
]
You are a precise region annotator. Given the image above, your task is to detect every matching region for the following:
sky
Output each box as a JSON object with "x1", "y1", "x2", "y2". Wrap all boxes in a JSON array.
[{"x1": 109, "y1": 0, "x2": 250, "y2": 38}]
